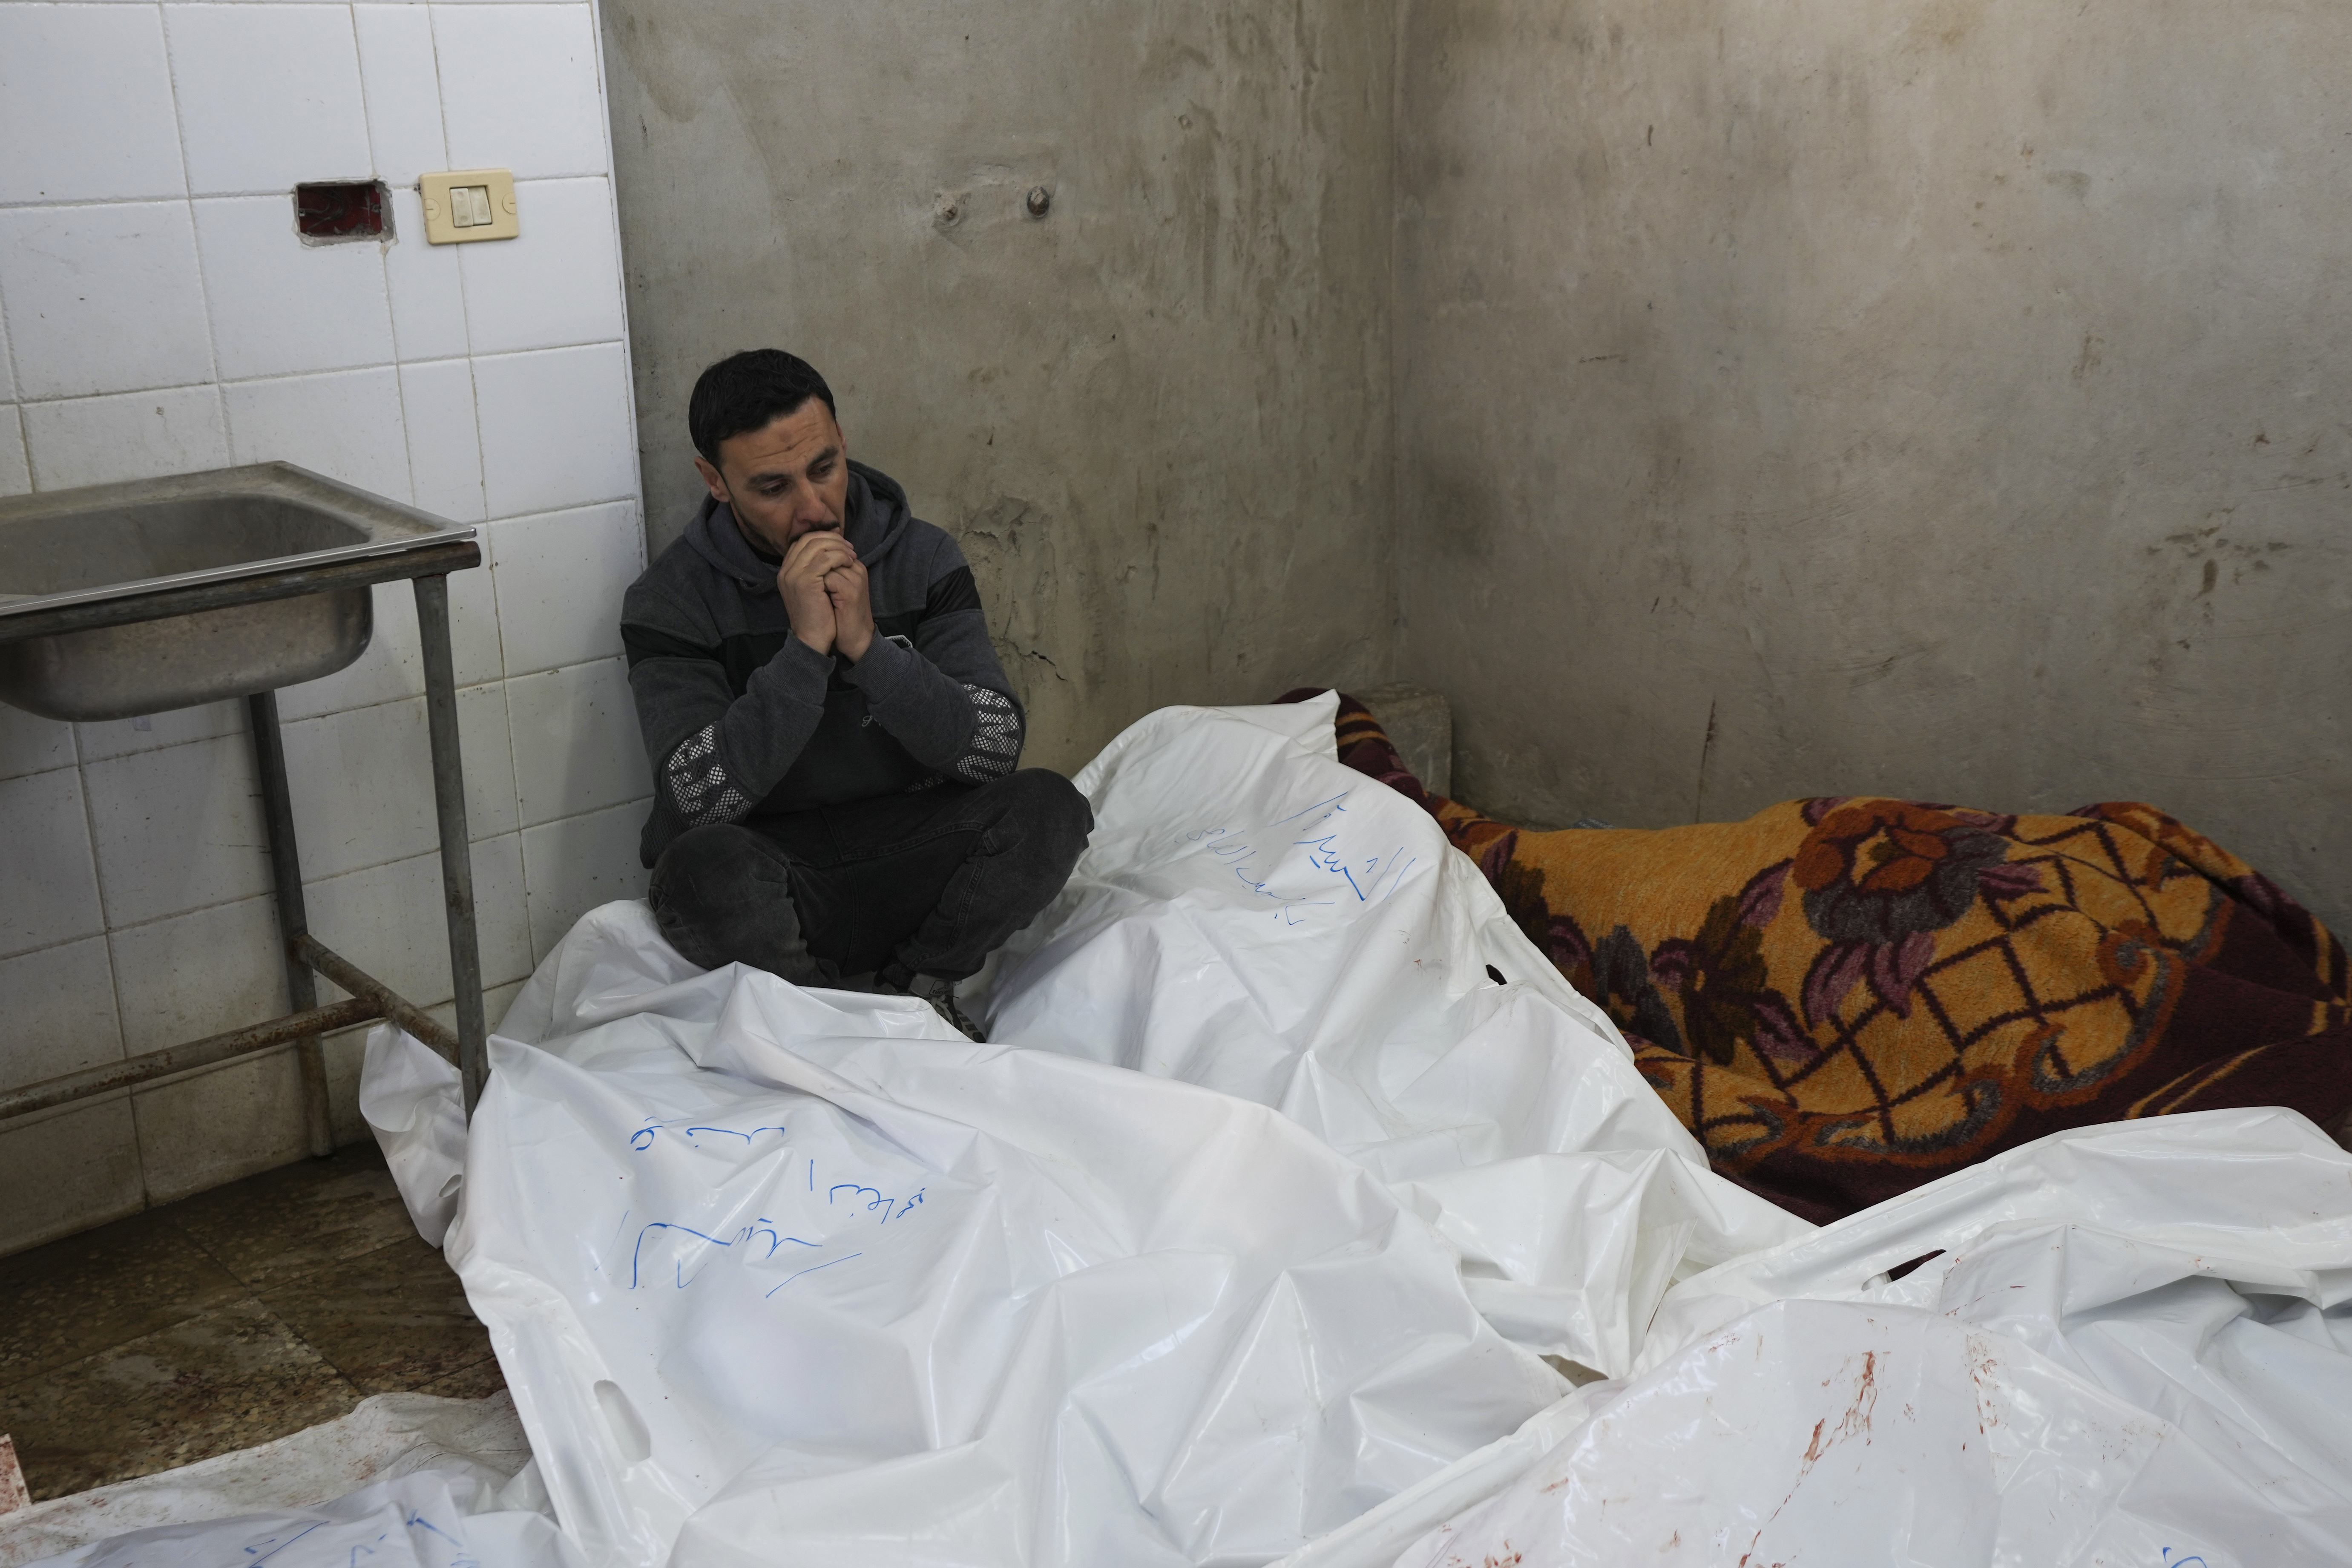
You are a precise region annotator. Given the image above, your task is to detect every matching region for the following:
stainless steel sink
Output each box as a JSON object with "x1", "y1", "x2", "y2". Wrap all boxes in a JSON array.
[
  {"x1": 0, "y1": 463, "x2": 475, "y2": 721},
  {"x1": 0, "y1": 464, "x2": 496, "y2": 1143}
]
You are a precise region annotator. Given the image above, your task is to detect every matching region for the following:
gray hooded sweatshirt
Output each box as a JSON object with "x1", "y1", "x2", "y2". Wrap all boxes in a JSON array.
[{"x1": 619, "y1": 462, "x2": 1023, "y2": 866}]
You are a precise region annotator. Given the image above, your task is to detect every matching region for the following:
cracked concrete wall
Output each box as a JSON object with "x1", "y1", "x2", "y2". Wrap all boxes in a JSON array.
[
  {"x1": 598, "y1": 0, "x2": 1396, "y2": 773},
  {"x1": 1395, "y1": 0, "x2": 2352, "y2": 926}
]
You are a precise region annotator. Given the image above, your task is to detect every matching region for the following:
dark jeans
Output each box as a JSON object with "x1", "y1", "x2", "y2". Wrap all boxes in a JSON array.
[{"x1": 647, "y1": 769, "x2": 1093, "y2": 985}]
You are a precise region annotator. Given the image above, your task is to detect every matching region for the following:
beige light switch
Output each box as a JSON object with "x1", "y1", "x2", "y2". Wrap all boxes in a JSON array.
[{"x1": 420, "y1": 169, "x2": 519, "y2": 244}]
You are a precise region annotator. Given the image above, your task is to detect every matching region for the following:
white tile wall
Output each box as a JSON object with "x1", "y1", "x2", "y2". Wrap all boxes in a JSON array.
[
  {"x1": 506, "y1": 656, "x2": 649, "y2": 826},
  {"x1": 0, "y1": 203, "x2": 215, "y2": 399},
  {"x1": 82, "y1": 731, "x2": 274, "y2": 927},
  {"x1": 0, "y1": 6, "x2": 186, "y2": 205},
  {"x1": 0, "y1": 769, "x2": 106, "y2": 957},
  {"x1": 0, "y1": 937, "x2": 124, "y2": 1083},
  {"x1": 0, "y1": 411, "x2": 29, "y2": 496},
  {"x1": 520, "y1": 798, "x2": 646, "y2": 961},
  {"x1": 382, "y1": 189, "x2": 469, "y2": 360},
  {"x1": 352, "y1": 7, "x2": 448, "y2": 180},
  {"x1": 433, "y1": 5, "x2": 609, "y2": 178},
  {"x1": 0, "y1": 1100, "x2": 145, "y2": 1256},
  {"x1": 195, "y1": 195, "x2": 398, "y2": 379},
  {"x1": 135, "y1": 1046, "x2": 312, "y2": 1204},
  {"x1": 457, "y1": 683, "x2": 521, "y2": 837},
  {"x1": 0, "y1": 701, "x2": 74, "y2": 780},
  {"x1": 490, "y1": 501, "x2": 637, "y2": 674},
  {"x1": 108, "y1": 895, "x2": 286, "y2": 1058},
  {"x1": 0, "y1": 0, "x2": 650, "y2": 1255},
  {"x1": 399, "y1": 358, "x2": 488, "y2": 521},
  {"x1": 22, "y1": 386, "x2": 233, "y2": 491},
  {"x1": 305, "y1": 833, "x2": 536, "y2": 1004},
  {"x1": 283, "y1": 699, "x2": 447, "y2": 876},
  {"x1": 166, "y1": 3, "x2": 373, "y2": 196},
  {"x1": 473, "y1": 342, "x2": 637, "y2": 516},
  {"x1": 224, "y1": 366, "x2": 416, "y2": 500},
  {"x1": 76, "y1": 698, "x2": 243, "y2": 763},
  {"x1": 445, "y1": 568, "x2": 506, "y2": 686},
  {"x1": 460, "y1": 178, "x2": 624, "y2": 355}
]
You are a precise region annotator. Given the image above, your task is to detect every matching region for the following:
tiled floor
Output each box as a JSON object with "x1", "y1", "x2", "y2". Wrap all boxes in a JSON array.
[{"x1": 0, "y1": 1143, "x2": 500, "y2": 1502}]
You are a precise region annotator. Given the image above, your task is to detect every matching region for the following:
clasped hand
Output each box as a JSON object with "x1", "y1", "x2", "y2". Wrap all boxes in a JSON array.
[{"x1": 779, "y1": 529, "x2": 874, "y2": 662}]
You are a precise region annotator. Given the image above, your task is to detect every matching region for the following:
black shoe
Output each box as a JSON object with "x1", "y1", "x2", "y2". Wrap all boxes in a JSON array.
[{"x1": 903, "y1": 973, "x2": 986, "y2": 1041}]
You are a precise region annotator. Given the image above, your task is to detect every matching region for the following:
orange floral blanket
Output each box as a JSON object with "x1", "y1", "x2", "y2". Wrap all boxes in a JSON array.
[{"x1": 1291, "y1": 691, "x2": 2352, "y2": 1220}]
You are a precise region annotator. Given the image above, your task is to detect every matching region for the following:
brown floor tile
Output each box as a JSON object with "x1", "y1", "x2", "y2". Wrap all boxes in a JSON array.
[
  {"x1": 0, "y1": 1299, "x2": 359, "y2": 1500},
  {"x1": 257, "y1": 1236, "x2": 492, "y2": 1396},
  {"x1": 0, "y1": 1210, "x2": 247, "y2": 1387},
  {"x1": 415, "y1": 1355, "x2": 509, "y2": 1401},
  {"x1": 161, "y1": 1144, "x2": 414, "y2": 1290}
]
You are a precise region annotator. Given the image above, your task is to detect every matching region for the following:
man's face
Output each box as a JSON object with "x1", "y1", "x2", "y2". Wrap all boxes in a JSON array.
[{"x1": 694, "y1": 399, "x2": 851, "y2": 555}]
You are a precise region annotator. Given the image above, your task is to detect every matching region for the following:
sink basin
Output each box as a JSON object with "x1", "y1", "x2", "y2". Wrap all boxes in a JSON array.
[{"x1": 0, "y1": 463, "x2": 474, "y2": 722}]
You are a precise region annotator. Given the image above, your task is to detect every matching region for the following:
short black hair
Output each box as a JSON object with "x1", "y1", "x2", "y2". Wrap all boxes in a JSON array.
[{"x1": 687, "y1": 349, "x2": 837, "y2": 466}]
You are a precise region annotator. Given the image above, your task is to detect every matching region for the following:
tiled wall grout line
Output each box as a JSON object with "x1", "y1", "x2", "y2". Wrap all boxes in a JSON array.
[
  {"x1": 0, "y1": 1086, "x2": 134, "y2": 1143},
  {"x1": 424, "y1": 1, "x2": 463, "y2": 306},
  {"x1": 491, "y1": 509, "x2": 532, "y2": 843},
  {"x1": 457, "y1": 339, "x2": 627, "y2": 366},
  {"x1": 133, "y1": 1043, "x2": 339, "y2": 1125},
  {"x1": 6, "y1": 348, "x2": 631, "y2": 406},
  {"x1": 0, "y1": 276, "x2": 23, "y2": 402},
  {"x1": 488, "y1": 678, "x2": 533, "y2": 952},
  {"x1": 156, "y1": 3, "x2": 220, "y2": 393},
  {"x1": 349, "y1": 0, "x2": 411, "y2": 521},
  {"x1": 3, "y1": 405, "x2": 27, "y2": 491},
  {"x1": 0, "y1": 756, "x2": 75, "y2": 788},
  {"x1": 11, "y1": 378, "x2": 221, "y2": 409},
  {"x1": 0, "y1": 172, "x2": 623, "y2": 213}
]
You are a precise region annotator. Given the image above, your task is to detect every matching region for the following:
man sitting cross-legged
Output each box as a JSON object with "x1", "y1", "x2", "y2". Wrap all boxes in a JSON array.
[{"x1": 619, "y1": 348, "x2": 1092, "y2": 1039}]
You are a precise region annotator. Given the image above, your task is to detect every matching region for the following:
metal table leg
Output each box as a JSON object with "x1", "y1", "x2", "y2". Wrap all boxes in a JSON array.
[
  {"x1": 412, "y1": 573, "x2": 488, "y2": 1115},
  {"x1": 0, "y1": 524, "x2": 494, "y2": 1155},
  {"x1": 247, "y1": 691, "x2": 334, "y2": 1158}
]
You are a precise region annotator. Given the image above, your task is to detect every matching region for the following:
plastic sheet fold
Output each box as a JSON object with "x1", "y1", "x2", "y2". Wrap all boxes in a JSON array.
[
  {"x1": 307, "y1": 696, "x2": 2352, "y2": 1567},
  {"x1": 23, "y1": 1469, "x2": 574, "y2": 1568},
  {"x1": 1395, "y1": 1110, "x2": 2352, "y2": 1568},
  {"x1": 0, "y1": 1394, "x2": 535, "y2": 1568},
  {"x1": 980, "y1": 697, "x2": 1810, "y2": 1372},
  {"x1": 440, "y1": 908, "x2": 1567, "y2": 1567}
]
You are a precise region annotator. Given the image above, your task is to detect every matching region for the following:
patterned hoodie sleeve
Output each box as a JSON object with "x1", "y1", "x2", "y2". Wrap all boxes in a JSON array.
[
  {"x1": 840, "y1": 544, "x2": 1026, "y2": 782},
  {"x1": 956, "y1": 683, "x2": 1022, "y2": 781}
]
